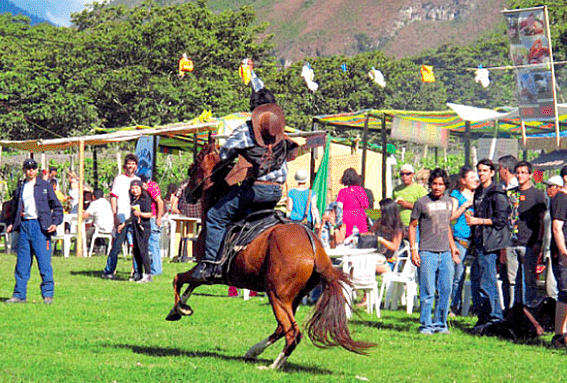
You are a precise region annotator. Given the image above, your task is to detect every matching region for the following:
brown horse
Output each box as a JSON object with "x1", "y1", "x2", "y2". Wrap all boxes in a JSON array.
[{"x1": 166, "y1": 140, "x2": 373, "y2": 369}]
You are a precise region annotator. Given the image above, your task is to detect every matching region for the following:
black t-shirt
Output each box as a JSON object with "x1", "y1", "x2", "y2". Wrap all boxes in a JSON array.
[
  {"x1": 515, "y1": 186, "x2": 546, "y2": 246},
  {"x1": 550, "y1": 191, "x2": 567, "y2": 256}
]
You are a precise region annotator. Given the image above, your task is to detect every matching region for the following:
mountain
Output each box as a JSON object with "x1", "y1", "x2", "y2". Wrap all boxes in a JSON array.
[
  {"x1": 113, "y1": 0, "x2": 510, "y2": 61},
  {"x1": 0, "y1": 0, "x2": 51, "y2": 25}
]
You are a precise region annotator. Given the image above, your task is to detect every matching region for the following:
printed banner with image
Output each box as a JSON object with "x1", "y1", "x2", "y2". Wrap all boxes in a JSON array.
[
  {"x1": 503, "y1": 7, "x2": 557, "y2": 121},
  {"x1": 391, "y1": 117, "x2": 448, "y2": 148}
]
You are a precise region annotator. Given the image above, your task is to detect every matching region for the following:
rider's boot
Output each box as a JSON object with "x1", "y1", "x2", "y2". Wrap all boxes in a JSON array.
[{"x1": 190, "y1": 261, "x2": 221, "y2": 283}]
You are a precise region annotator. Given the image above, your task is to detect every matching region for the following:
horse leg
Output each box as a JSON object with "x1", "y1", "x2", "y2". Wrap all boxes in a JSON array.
[
  {"x1": 259, "y1": 293, "x2": 302, "y2": 370},
  {"x1": 244, "y1": 325, "x2": 284, "y2": 361},
  {"x1": 165, "y1": 270, "x2": 199, "y2": 321}
]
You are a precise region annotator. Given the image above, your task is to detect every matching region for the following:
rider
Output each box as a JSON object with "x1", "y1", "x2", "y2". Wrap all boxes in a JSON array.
[{"x1": 191, "y1": 88, "x2": 299, "y2": 282}]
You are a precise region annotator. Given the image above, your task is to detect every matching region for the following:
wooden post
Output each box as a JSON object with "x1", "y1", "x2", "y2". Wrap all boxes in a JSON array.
[
  {"x1": 93, "y1": 146, "x2": 99, "y2": 190},
  {"x1": 464, "y1": 120, "x2": 471, "y2": 167},
  {"x1": 310, "y1": 121, "x2": 316, "y2": 182},
  {"x1": 381, "y1": 113, "x2": 387, "y2": 200},
  {"x1": 361, "y1": 114, "x2": 369, "y2": 186},
  {"x1": 77, "y1": 140, "x2": 85, "y2": 257}
]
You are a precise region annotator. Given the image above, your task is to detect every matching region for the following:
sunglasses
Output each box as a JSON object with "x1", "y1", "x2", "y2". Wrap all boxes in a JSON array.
[
  {"x1": 23, "y1": 165, "x2": 38, "y2": 170},
  {"x1": 400, "y1": 172, "x2": 413, "y2": 176}
]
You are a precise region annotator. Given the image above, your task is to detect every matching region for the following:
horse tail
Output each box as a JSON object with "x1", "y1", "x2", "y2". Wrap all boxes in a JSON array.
[{"x1": 304, "y1": 236, "x2": 375, "y2": 354}]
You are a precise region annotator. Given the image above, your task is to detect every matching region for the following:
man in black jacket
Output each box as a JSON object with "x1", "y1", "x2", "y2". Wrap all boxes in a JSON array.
[
  {"x1": 5, "y1": 158, "x2": 63, "y2": 304},
  {"x1": 466, "y1": 158, "x2": 511, "y2": 327}
]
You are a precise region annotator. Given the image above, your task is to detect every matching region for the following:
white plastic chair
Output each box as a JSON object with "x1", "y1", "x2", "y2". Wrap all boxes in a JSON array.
[
  {"x1": 342, "y1": 252, "x2": 382, "y2": 317},
  {"x1": 52, "y1": 215, "x2": 86, "y2": 257},
  {"x1": 377, "y1": 240, "x2": 418, "y2": 317},
  {"x1": 87, "y1": 226, "x2": 113, "y2": 257}
]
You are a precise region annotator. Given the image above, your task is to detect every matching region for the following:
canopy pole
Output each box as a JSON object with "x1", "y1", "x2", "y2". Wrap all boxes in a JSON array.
[
  {"x1": 361, "y1": 113, "x2": 369, "y2": 186},
  {"x1": 464, "y1": 121, "x2": 471, "y2": 167},
  {"x1": 93, "y1": 146, "x2": 99, "y2": 190},
  {"x1": 310, "y1": 121, "x2": 316, "y2": 182},
  {"x1": 77, "y1": 140, "x2": 85, "y2": 257},
  {"x1": 381, "y1": 114, "x2": 387, "y2": 200},
  {"x1": 152, "y1": 135, "x2": 158, "y2": 180}
]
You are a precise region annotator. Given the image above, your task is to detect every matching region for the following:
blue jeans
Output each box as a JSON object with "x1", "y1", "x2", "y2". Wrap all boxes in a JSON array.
[
  {"x1": 13, "y1": 219, "x2": 54, "y2": 300},
  {"x1": 204, "y1": 183, "x2": 282, "y2": 262},
  {"x1": 103, "y1": 224, "x2": 131, "y2": 275},
  {"x1": 149, "y1": 218, "x2": 162, "y2": 275},
  {"x1": 450, "y1": 239, "x2": 468, "y2": 312},
  {"x1": 418, "y1": 250, "x2": 454, "y2": 332},
  {"x1": 471, "y1": 249, "x2": 503, "y2": 325}
]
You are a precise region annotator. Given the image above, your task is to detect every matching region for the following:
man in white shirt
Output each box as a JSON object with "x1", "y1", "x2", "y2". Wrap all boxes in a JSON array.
[
  {"x1": 101, "y1": 154, "x2": 140, "y2": 279},
  {"x1": 83, "y1": 188, "x2": 114, "y2": 251}
]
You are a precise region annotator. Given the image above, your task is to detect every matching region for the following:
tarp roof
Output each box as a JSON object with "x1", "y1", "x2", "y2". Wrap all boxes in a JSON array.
[
  {"x1": 313, "y1": 103, "x2": 567, "y2": 138},
  {"x1": 0, "y1": 121, "x2": 219, "y2": 152}
]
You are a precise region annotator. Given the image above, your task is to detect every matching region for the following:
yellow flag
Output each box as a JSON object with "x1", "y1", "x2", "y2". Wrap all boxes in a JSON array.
[{"x1": 420, "y1": 65, "x2": 435, "y2": 83}]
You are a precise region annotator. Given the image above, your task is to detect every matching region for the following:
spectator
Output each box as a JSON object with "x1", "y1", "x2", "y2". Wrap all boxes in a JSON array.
[
  {"x1": 125, "y1": 180, "x2": 153, "y2": 283},
  {"x1": 409, "y1": 168, "x2": 460, "y2": 334},
  {"x1": 467, "y1": 159, "x2": 511, "y2": 329},
  {"x1": 551, "y1": 166, "x2": 567, "y2": 347},
  {"x1": 50, "y1": 179, "x2": 67, "y2": 207},
  {"x1": 171, "y1": 179, "x2": 202, "y2": 218},
  {"x1": 164, "y1": 183, "x2": 178, "y2": 214},
  {"x1": 82, "y1": 188, "x2": 114, "y2": 252},
  {"x1": 505, "y1": 161, "x2": 546, "y2": 308},
  {"x1": 415, "y1": 168, "x2": 431, "y2": 189},
  {"x1": 393, "y1": 164, "x2": 427, "y2": 230},
  {"x1": 5, "y1": 158, "x2": 63, "y2": 304},
  {"x1": 286, "y1": 169, "x2": 319, "y2": 229},
  {"x1": 140, "y1": 174, "x2": 165, "y2": 276},
  {"x1": 369, "y1": 198, "x2": 404, "y2": 274},
  {"x1": 543, "y1": 175, "x2": 563, "y2": 300},
  {"x1": 47, "y1": 166, "x2": 58, "y2": 185},
  {"x1": 337, "y1": 168, "x2": 369, "y2": 237},
  {"x1": 498, "y1": 155, "x2": 518, "y2": 190},
  {"x1": 449, "y1": 166, "x2": 478, "y2": 315},
  {"x1": 364, "y1": 187, "x2": 375, "y2": 209},
  {"x1": 101, "y1": 154, "x2": 140, "y2": 279}
]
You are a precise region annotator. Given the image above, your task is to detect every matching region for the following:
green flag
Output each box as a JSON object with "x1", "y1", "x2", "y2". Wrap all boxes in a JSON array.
[{"x1": 312, "y1": 135, "x2": 330, "y2": 215}]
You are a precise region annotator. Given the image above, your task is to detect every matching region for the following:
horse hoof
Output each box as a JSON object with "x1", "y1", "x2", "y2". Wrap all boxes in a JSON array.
[
  {"x1": 244, "y1": 355, "x2": 257, "y2": 362},
  {"x1": 257, "y1": 366, "x2": 269, "y2": 371},
  {"x1": 165, "y1": 310, "x2": 182, "y2": 321},
  {"x1": 178, "y1": 302, "x2": 193, "y2": 316}
]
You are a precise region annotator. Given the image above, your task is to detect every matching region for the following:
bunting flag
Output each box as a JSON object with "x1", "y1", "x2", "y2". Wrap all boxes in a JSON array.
[
  {"x1": 312, "y1": 135, "x2": 330, "y2": 215},
  {"x1": 178, "y1": 53, "x2": 194, "y2": 77},
  {"x1": 420, "y1": 65, "x2": 435, "y2": 83},
  {"x1": 239, "y1": 58, "x2": 253, "y2": 85},
  {"x1": 341, "y1": 63, "x2": 347, "y2": 72},
  {"x1": 301, "y1": 62, "x2": 319, "y2": 92},
  {"x1": 475, "y1": 66, "x2": 490, "y2": 88},
  {"x1": 368, "y1": 66, "x2": 386, "y2": 88}
]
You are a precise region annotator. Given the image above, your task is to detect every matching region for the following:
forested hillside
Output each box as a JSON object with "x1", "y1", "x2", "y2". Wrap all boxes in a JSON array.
[{"x1": 0, "y1": 0, "x2": 565, "y2": 144}]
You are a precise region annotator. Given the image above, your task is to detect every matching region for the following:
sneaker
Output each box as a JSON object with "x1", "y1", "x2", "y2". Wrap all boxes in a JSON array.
[
  {"x1": 136, "y1": 274, "x2": 152, "y2": 283},
  {"x1": 418, "y1": 328, "x2": 434, "y2": 335},
  {"x1": 435, "y1": 328, "x2": 451, "y2": 334},
  {"x1": 5, "y1": 296, "x2": 26, "y2": 304},
  {"x1": 101, "y1": 273, "x2": 115, "y2": 280},
  {"x1": 129, "y1": 273, "x2": 142, "y2": 282},
  {"x1": 43, "y1": 297, "x2": 53, "y2": 305}
]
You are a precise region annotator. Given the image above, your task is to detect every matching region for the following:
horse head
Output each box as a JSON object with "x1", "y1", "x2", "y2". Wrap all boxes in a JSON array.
[{"x1": 184, "y1": 140, "x2": 221, "y2": 204}]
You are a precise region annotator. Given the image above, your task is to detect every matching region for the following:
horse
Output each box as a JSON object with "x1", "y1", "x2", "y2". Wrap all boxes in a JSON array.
[{"x1": 165, "y1": 139, "x2": 373, "y2": 370}]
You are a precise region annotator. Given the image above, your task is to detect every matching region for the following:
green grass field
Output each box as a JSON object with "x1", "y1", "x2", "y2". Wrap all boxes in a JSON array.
[{"x1": 1, "y1": 253, "x2": 566, "y2": 383}]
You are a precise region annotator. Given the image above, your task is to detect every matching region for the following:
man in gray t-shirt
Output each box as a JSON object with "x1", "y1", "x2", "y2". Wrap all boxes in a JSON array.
[{"x1": 409, "y1": 168, "x2": 460, "y2": 335}]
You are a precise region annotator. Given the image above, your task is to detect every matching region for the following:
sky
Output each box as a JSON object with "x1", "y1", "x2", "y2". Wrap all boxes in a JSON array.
[{"x1": 11, "y1": 0, "x2": 91, "y2": 26}]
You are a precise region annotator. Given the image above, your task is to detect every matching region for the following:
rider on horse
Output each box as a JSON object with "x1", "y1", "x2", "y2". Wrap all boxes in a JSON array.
[{"x1": 191, "y1": 89, "x2": 299, "y2": 282}]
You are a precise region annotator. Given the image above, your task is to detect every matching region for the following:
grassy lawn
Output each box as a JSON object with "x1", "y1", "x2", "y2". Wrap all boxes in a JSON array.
[{"x1": 0, "y1": 253, "x2": 566, "y2": 383}]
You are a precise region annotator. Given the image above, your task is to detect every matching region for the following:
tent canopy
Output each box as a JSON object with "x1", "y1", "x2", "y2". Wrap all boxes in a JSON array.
[
  {"x1": 313, "y1": 103, "x2": 567, "y2": 138},
  {"x1": 0, "y1": 121, "x2": 219, "y2": 152}
]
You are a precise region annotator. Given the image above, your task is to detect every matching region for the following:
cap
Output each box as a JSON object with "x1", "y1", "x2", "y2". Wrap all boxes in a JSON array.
[
  {"x1": 22, "y1": 158, "x2": 38, "y2": 169},
  {"x1": 544, "y1": 175, "x2": 564, "y2": 187},
  {"x1": 294, "y1": 169, "x2": 309, "y2": 183},
  {"x1": 400, "y1": 164, "x2": 414, "y2": 174}
]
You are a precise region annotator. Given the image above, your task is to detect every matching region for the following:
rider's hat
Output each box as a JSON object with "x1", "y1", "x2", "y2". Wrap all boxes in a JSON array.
[{"x1": 251, "y1": 103, "x2": 285, "y2": 147}]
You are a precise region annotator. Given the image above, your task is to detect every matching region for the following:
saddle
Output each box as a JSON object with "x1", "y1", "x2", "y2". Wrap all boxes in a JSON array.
[{"x1": 209, "y1": 209, "x2": 291, "y2": 279}]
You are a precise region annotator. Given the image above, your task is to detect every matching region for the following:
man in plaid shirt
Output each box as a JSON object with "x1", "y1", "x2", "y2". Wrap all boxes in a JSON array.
[{"x1": 191, "y1": 89, "x2": 298, "y2": 282}]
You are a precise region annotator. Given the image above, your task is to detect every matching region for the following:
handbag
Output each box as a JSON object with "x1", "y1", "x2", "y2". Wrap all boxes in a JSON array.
[{"x1": 357, "y1": 233, "x2": 378, "y2": 249}]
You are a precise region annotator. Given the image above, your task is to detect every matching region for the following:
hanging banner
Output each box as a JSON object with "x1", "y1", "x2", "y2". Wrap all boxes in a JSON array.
[
  {"x1": 136, "y1": 136, "x2": 158, "y2": 180},
  {"x1": 503, "y1": 6, "x2": 558, "y2": 122},
  {"x1": 478, "y1": 138, "x2": 518, "y2": 161},
  {"x1": 391, "y1": 117, "x2": 448, "y2": 148}
]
